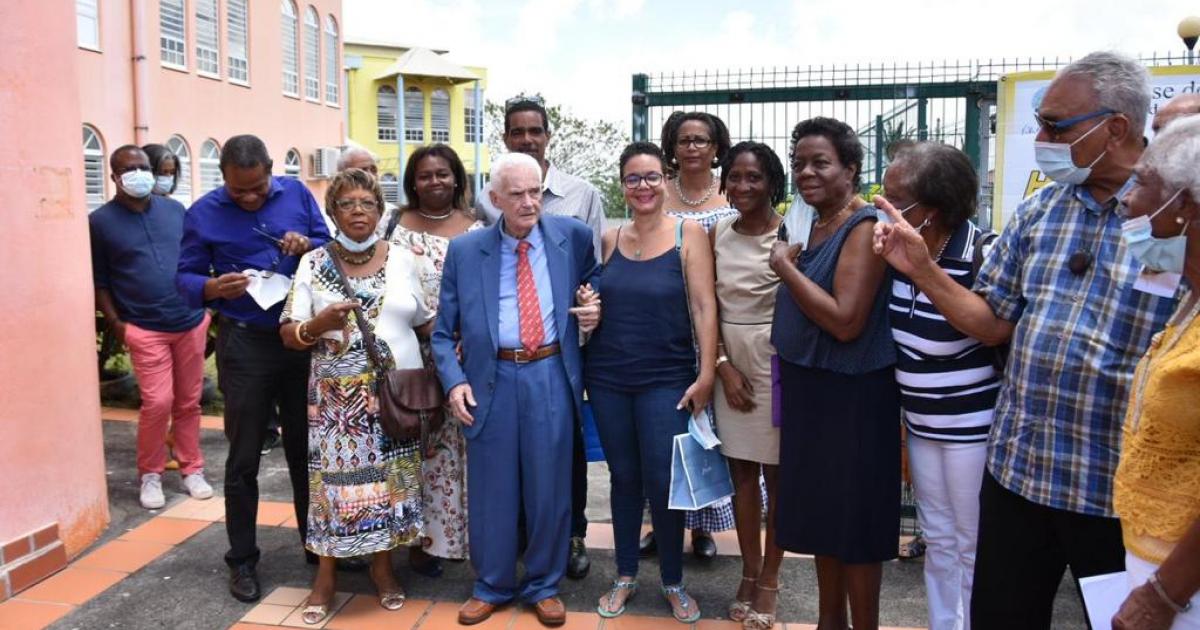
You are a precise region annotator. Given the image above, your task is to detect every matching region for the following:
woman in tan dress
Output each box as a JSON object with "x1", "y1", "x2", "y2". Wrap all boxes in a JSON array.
[
  {"x1": 711, "y1": 141, "x2": 786, "y2": 629},
  {"x1": 387, "y1": 145, "x2": 484, "y2": 571}
]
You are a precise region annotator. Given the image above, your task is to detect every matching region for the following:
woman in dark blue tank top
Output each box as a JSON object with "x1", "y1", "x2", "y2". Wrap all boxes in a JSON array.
[{"x1": 585, "y1": 142, "x2": 718, "y2": 623}]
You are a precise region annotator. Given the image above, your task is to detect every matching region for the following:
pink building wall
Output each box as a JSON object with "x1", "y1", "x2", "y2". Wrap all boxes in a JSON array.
[{"x1": 0, "y1": 1, "x2": 109, "y2": 558}]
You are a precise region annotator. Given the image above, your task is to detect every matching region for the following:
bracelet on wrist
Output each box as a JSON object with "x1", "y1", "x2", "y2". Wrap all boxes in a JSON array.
[
  {"x1": 715, "y1": 355, "x2": 730, "y2": 369},
  {"x1": 295, "y1": 320, "x2": 318, "y2": 346},
  {"x1": 1149, "y1": 572, "x2": 1192, "y2": 614}
]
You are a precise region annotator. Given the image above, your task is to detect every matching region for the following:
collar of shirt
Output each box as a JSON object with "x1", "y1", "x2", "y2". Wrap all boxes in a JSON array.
[
  {"x1": 213, "y1": 176, "x2": 285, "y2": 208},
  {"x1": 940, "y1": 220, "x2": 978, "y2": 263},
  {"x1": 543, "y1": 162, "x2": 566, "y2": 199},
  {"x1": 499, "y1": 220, "x2": 544, "y2": 252},
  {"x1": 1069, "y1": 176, "x2": 1135, "y2": 216}
]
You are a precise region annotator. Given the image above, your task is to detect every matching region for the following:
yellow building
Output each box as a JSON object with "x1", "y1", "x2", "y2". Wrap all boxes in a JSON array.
[{"x1": 343, "y1": 40, "x2": 489, "y2": 203}]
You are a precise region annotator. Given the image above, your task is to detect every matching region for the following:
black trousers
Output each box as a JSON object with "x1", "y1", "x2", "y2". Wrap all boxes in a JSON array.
[
  {"x1": 216, "y1": 319, "x2": 310, "y2": 568},
  {"x1": 971, "y1": 471, "x2": 1124, "y2": 630},
  {"x1": 571, "y1": 416, "x2": 587, "y2": 539}
]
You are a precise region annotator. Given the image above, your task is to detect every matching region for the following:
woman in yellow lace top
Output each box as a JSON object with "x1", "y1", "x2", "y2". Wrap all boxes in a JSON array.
[{"x1": 1112, "y1": 115, "x2": 1200, "y2": 630}]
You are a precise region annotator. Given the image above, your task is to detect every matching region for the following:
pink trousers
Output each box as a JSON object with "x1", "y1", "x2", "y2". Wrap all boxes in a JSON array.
[{"x1": 125, "y1": 313, "x2": 211, "y2": 476}]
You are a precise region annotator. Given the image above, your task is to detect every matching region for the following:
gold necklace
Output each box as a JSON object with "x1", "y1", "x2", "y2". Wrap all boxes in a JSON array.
[
  {"x1": 813, "y1": 196, "x2": 858, "y2": 229},
  {"x1": 333, "y1": 241, "x2": 375, "y2": 265}
]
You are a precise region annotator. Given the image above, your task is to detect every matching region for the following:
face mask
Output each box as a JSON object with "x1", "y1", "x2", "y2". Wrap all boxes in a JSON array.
[
  {"x1": 1033, "y1": 118, "x2": 1109, "y2": 185},
  {"x1": 1121, "y1": 188, "x2": 1187, "y2": 273},
  {"x1": 334, "y1": 231, "x2": 379, "y2": 253},
  {"x1": 875, "y1": 201, "x2": 917, "y2": 225},
  {"x1": 153, "y1": 175, "x2": 174, "y2": 195},
  {"x1": 120, "y1": 169, "x2": 155, "y2": 198}
]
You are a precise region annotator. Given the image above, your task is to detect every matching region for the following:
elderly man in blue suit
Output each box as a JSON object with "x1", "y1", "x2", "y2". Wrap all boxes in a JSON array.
[{"x1": 432, "y1": 152, "x2": 601, "y2": 627}]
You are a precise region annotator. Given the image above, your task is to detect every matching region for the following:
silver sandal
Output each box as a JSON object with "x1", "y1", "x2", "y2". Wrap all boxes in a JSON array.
[
  {"x1": 662, "y1": 584, "x2": 701, "y2": 624},
  {"x1": 597, "y1": 579, "x2": 638, "y2": 618}
]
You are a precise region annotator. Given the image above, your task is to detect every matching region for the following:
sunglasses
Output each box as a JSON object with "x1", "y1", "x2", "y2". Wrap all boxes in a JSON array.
[{"x1": 505, "y1": 95, "x2": 545, "y2": 112}]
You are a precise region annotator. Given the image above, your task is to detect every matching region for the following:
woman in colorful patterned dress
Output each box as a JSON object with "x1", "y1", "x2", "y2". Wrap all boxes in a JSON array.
[
  {"x1": 389, "y1": 145, "x2": 483, "y2": 572},
  {"x1": 281, "y1": 168, "x2": 430, "y2": 624}
]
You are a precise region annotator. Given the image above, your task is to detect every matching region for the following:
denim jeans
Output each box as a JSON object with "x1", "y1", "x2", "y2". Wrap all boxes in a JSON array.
[{"x1": 588, "y1": 384, "x2": 689, "y2": 585}]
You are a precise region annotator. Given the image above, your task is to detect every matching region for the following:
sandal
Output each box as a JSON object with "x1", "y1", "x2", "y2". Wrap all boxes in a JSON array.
[
  {"x1": 301, "y1": 601, "x2": 330, "y2": 625},
  {"x1": 662, "y1": 584, "x2": 701, "y2": 624},
  {"x1": 743, "y1": 584, "x2": 780, "y2": 630},
  {"x1": 597, "y1": 579, "x2": 638, "y2": 618},
  {"x1": 378, "y1": 589, "x2": 406, "y2": 611},
  {"x1": 729, "y1": 576, "x2": 756, "y2": 621}
]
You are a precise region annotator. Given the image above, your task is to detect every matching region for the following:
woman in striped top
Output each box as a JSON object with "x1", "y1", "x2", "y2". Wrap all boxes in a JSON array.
[{"x1": 876, "y1": 143, "x2": 999, "y2": 630}]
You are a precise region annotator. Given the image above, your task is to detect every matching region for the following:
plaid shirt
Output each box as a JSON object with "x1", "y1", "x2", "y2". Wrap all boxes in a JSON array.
[{"x1": 974, "y1": 179, "x2": 1178, "y2": 517}]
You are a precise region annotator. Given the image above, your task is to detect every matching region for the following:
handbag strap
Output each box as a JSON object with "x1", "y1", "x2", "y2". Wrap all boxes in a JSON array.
[
  {"x1": 674, "y1": 219, "x2": 700, "y2": 373},
  {"x1": 324, "y1": 244, "x2": 387, "y2": 374}
]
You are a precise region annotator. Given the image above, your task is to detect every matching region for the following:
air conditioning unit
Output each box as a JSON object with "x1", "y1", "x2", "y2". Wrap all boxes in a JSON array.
[{"x1": 310, "y1": 147, "x2": 341, "y2": 179}]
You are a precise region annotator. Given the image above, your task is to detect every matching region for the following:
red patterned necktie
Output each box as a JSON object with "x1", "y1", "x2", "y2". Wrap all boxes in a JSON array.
[{"x1": 516, "y1": 240, "x2": 545, "y2": 353}]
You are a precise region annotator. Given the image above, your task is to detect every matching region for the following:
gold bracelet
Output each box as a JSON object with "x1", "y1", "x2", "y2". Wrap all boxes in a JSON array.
[{"x1": 294, "y1": 320, "x2": 317, "y2": 346}]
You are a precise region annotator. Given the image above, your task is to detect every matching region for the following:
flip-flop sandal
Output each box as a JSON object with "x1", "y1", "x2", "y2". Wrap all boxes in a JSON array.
[
  {"x1": 662, "y1": 584, "x2": 701, "y2": 624},
  {"x1": 596, "y1": 579, "x2": 638, "y2": 618}
]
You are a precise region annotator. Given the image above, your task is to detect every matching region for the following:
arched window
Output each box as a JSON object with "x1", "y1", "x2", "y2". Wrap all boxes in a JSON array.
[
  {"x1": 284, "y1": 149, "x2": 302, "y2": 178},
  {"x1": 280, "y1": 0, "x2": 299, "y2": 96},
  {"x1": 404, "y1": 86, "x2": 424, "y2": 143},
  {"x1": 195, "y1": 0, "x2": 220, "y2": 76},
  {"x1": 380, "y1": 173, "x2": 399, "y2": 204},
  {"x1": 430, "y1": 89, "x2": 450, "y2": 143},
  {"x1": 160, "y1": 0, "x2": 187, "y2": 68},
  {"x1": 226, "y1": 0, "x2": 249, "y2": 83},
  {"x1": 199, "y1": 139, "x2": 223, "y2": 194},
  {"x1": 82, "y1": 125, "x2": 106, "y2": 211},
  {"x1": 165, "y1": 135, "x2": 193, "y2": 206},
  {"x1": 323, "y1": 16, "x2": 339, "y2": 105},
  {"x1": 377, "y1": 85, "x2": 397, "y2": 141},
  {"x1": 303, "y1": 7, "x2": 320, "y2": 100}
]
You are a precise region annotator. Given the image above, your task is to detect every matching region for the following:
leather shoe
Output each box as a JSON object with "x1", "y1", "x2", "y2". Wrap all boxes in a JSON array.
[
  {"x1": 457, "y1": 597, "x2": 498, "y2": 625},
  {"x1": 533, "y1": 596, "x2": 566, "y2": 627},
  {"x1": 691, "y1": 529, "x2": 717, "y2": 559},
  {"x1": 229, "y1": 564, "x2": 261, "y2": 602},
  {"x1": 566, "y1": 537, "x2": 590, "y2": 579},
  {"x1": 638, "y1": 530, "x2": 657, "y2": 558}
]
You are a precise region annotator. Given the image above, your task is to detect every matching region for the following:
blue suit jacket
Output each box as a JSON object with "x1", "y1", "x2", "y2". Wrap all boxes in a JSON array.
[{"x1": 431, "y1": 215, "x2": 601, "y2": 439}]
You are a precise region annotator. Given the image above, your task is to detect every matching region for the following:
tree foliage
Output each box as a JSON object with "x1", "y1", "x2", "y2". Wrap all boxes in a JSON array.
[{"x1": 485, "y1": 96, "x2": 629, "y2": 218}]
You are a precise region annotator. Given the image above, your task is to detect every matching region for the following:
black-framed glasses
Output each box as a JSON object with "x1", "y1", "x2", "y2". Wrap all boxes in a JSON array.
[
  {"x1": 676, "y1": 136, "x2": 712, "y2": 149},
  {"x1": 505, "y1": 94, "x2": 545, "y2": 112},
  {"x1": 622, "y1": 172, "x2": 664, "y2": 189},
  {"x1": 1033, "y1": 108, "x2": 1115, "y2": 137}
]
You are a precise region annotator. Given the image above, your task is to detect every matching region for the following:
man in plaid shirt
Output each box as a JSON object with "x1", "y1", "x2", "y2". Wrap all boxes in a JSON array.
[{"x1": 873, "y1": 51, "x2": 1179, "y2": 628}]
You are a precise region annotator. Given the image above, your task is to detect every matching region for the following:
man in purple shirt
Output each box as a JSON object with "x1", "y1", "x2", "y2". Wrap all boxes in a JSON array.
[{"x1": 177, "y1": 135, "x2": 330, "y2": 602}]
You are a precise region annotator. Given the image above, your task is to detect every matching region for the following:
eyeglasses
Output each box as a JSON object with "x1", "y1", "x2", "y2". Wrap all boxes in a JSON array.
[
  {"x1": 505, "y1": 94, "x2": 545, "y2": 112},
  {"x1": 1033, "y1": 108, "x2": 1115, "y2": 138},
  {"x1": 676, "y1": 136, "x2": 712, "y2": 150},
  {"x1": 622, "y1": 172, "x2": 664, "y2": 189},
  {"x1": 334, "y1": 198, "x2": 379, "y2": 212}
]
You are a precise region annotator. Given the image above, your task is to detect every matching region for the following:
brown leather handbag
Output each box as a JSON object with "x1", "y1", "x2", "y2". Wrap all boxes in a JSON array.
[{"x1": 326, "y1": 246, "x2": 445, "y2": 445}]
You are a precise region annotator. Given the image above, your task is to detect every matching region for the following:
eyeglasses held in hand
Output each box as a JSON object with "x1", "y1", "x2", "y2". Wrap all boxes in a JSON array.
[{"x1": 622, "y1": 173, "x2": 664, "y2": 189}]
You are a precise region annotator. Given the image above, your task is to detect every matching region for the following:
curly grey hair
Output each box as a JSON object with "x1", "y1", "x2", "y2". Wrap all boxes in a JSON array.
[
  {"x1": 1057, "y1": 51, "x2": 1151, "y2": 133},
  {"x1": 1140, "y1": 115, "x2": 1200, "y2": 202}
]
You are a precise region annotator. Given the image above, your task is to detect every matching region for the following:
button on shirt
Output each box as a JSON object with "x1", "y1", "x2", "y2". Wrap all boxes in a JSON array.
[
  {"x1": 974, "y1": 179, "x2": 1178, "y2": 517},
  {"x1": 498, "y1": 223, "x2": 557, "y2": 349},
  {"x1": 477, "y1": 162, "x2": 606, "y2": 255},
  {"x1": 90, "y1": 196, "x2": 204, "y2": 332},
  {"x1": 176, "y1": 176, "x2": 331, "y2": 329}
]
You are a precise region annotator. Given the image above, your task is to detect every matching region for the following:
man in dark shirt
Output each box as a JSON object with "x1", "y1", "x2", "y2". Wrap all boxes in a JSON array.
[
  {"x1": 91, "y1": 145, "x2": 211, "y2": 512},
  {"x1": 176, "y1": 135, "x2": 331, "y2": 602}
]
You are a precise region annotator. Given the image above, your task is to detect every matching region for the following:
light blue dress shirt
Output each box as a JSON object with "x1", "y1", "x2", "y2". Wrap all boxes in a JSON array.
[{"x1": 499, "y1": 222, "x2": 558, "y2": 349}]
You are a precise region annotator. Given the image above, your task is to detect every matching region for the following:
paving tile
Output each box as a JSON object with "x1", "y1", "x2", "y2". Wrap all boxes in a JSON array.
[
  {"x1": 118, "y1": 517, "x2": 210, "y2": 546},
  {"x1": 199, "y1": 415, "x2": 225, "y2": 431},
  {"x1": 0, "y1": 599, "x2": 73, "y2": 630},
  {"x1": 602, "y1": 614, "x2": 687, "y2": 630},
  {"x1": 326, "y1": 595, "x2": 432, "y2": 630},
  {"x1": 278, "y1": 591, "x2": 352, "y2": 628},
  {"x1": 262, "y1": 586, "x2": 312, "y2": 607},
  {"x1": 240, "y1": 603, "x2": 297, "y2": 625},
  {"x1": 696, "y1": 619, "x2": 785, "y2": 629},
  {"x1": 229, "y1": 624, "x2": 286, "y2": 630},
  {"x1": 73, "y1": 539, "x2": 172, "y2": 573},
  {"x1": 256, "y1": 502, "x2": 297, "y2": 527},
  {"x1": 16, "y1": 567, "x2": 124, "y2": 606},
  {"x1": 279, "y1": 516, "x2": 299, "y2": 529},
  {"x1": 417, "y1": 601, "x2": 516, "y2": 629},
  {"x1": 511, "y1": 609, "x2": 601, "y2": 630},
  {"x1": 100, "y1": 407, "x2": 138, "y2": 422},
  {"x1": 7, "y1": 545, "x2": 68, "y2": 595},
  {"x1": 159, "y1": 497, "x2": 227, "y2": 522}
]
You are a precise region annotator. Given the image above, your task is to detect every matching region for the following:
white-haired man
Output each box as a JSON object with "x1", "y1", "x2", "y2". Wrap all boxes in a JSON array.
[
  {"x1": 433, "y1": 152, "x2": 600, "y2": 626},
  {"x1": 337, "y1": 147, "x2": 399, "y2": 237},
  {"x1": 874, "y1": 51, "x2": 1179, "y2": 628}
]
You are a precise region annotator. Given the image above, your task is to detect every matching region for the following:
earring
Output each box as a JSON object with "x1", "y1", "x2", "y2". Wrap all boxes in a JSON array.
[{"x1": 1177, "y1": 216, "x2": 1187, "y2": 225}]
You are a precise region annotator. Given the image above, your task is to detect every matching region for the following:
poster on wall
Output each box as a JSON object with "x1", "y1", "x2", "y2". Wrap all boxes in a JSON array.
[{"x1": 992, "y1": 66, "x2": 1200, "y2": 229}]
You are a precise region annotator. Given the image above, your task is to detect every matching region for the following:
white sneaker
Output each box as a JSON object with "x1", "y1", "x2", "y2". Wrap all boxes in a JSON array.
[
  {"x1": 140, "y1": 473, "x2": 166, "y2": 509},
  {"x1": 182, "y1": 473, "x2": 214, "y2": 500}
]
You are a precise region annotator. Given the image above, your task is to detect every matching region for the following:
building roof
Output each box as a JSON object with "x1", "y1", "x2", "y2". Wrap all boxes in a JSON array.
[
  {"x1": 374, "y1": 47, "x2": 479, "y2": 84},
  {"x1": 343, "y1": 38, "x2": 448, "y2": 54}
]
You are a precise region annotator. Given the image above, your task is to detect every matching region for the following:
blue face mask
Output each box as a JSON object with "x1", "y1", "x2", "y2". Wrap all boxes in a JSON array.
[
  {"x1": 120, "y1": 169, "x2": 155, "y2": 198},
  {"x1": 1033, "y1": 117, "x2": 1109, "y2": 185},
  {"x1": 334, "y1": 231, "x2": 379, "y2": 253},
  {"x1": 1121, "y1": 188, "x2": 1187, "y2": 273},
  {"x1": 153, "y1": 175, "x2": 175, "y2": 195}
]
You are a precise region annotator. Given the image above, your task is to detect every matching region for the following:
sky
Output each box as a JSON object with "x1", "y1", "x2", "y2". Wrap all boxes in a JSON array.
[{"x1": 344, "y1": 0, "x2": 1200, "y2": 129}]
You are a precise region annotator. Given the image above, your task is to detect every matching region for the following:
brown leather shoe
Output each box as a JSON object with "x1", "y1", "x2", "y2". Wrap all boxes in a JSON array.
[
  {"x1": 533, "y1": 596, "x2": 566, "y2": 627},
  {"x1": 457, "y1": 597, "x2": 497, "y2": 625}
]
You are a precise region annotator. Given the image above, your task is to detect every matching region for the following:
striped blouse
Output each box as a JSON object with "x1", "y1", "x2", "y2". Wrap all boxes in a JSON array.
[{"x1": 889, "y1": 220, "x2": 999, "y2": 442}]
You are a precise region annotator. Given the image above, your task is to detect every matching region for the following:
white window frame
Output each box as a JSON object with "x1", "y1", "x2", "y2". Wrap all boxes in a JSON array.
[
  {"x1": 160, "y1": 0, "x2": 188, "y2": 70},
  {"x1": 199, "y1": 139, "x2": 223, "y2": 195},
  {"x1": 195, "y1": 0, "x2": 220, "y2": 77},
  {"x1": 380, "y1": 173, "x2": 399, "y2": 204},
  {"x1": 303, "y1": 6, "x2": 320, "y2": 101},
  {"x1": 284, "y1": 149, "x2": 302, "y2": 178},
  {"x1": 323, "y1": 15, "x2": 339, "y2": 105},
  {"x1": 76, "y1": 0, "x2": 101, "y2": 51},
  {"x1": 165, "y1": 135, "x2": 193, "y2": 206},
  {"x1": 430, "y1": 89, "x2": 450, "y2": 143},
  {"x1": 464, "y1": 104, "x2": 482, "y2": 143},
  {"x1": 404, "y1": 86, "x2": 425, "y2": 143},
  {"x1": 281, "y1": 0, "x2": 299, "y2": 97},
  {"x1": 226, "y1": 0, "x2": 250, "y2": 85},
  {"x1": 377, "y1": 85, "x2": 397, "y2": 142},
  {"x1": 83, "y1": 125, "x2": 106, "y2": 211}
]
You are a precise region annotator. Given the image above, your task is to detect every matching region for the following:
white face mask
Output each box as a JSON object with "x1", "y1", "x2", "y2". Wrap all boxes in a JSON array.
[
  {"x1": 120, "y1": 169, "x2": 155, "y2": 198},
  {"x1": 1121, "y1": 188, "x2": 1188, "y2": 274},
  {"x1": 1033, "y1": 117, "x2": 1110, "y2": 185},
  {"x1": 153, "y1": 175, "x2": 175, "y2": 195},
  {"x1": 334, "y1": 231, "x2": 380, "y2": 253},
  {"x1": 875, "y1": 201, "x2": 917, "y2": 225}
]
